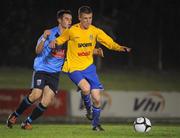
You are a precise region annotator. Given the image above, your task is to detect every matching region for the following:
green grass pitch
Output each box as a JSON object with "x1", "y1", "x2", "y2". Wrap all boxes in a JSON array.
[{"x1": 0, "y1": 124, "x2": 180, "y2": 138}]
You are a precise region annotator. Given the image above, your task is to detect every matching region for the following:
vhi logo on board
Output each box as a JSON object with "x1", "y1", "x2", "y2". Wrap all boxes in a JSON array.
[{"x1": 133, "y1": 92, "x2": 165, "y2": 112}]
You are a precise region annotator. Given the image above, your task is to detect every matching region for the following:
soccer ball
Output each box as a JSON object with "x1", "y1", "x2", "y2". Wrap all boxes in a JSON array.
[{"x1": 133, "y1": 117, "x2": 151, "y2": 133}]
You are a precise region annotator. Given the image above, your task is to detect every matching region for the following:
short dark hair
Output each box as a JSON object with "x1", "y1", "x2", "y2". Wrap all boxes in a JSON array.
[
  {"x1": 57, "y1": 9, "x2": 72, "y2": 19},
  {"x1": 78, "y1": 6, "x2": 92, "y2": 15}
]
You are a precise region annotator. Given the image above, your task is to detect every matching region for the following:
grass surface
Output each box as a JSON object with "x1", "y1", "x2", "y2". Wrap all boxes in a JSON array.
[
  {"x1": 0, "y1": 67, "x2": 180, "y2": 91},
  {"x1": 0, "y1": 124, "x2": 180, "y2": 138}
]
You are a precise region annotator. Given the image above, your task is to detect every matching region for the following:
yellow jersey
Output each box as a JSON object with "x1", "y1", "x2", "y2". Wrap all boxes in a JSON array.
[{"x1": 55, "y1": 23, "x2": 125, "y2": 72}]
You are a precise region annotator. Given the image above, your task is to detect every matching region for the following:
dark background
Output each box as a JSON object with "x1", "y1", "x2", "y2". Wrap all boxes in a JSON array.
[{"x1": 1, "y1": 0, "x2": 180, "y2": 71}]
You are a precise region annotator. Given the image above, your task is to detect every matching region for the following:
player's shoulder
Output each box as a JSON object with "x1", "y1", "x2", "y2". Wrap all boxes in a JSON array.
[
  {"x1": 89, "y1": 25, "x2": 101, "y2": 32},
  {"x1": 50, "y1": 26, "x2": 58, "y2": 33},
  {"x1": 90, "y1": 25, "x2": 97, "y2": 29},
  {"x1": 67, "y1": 23, "x2": 81, "y2": 34},
  {"x1": 70, "y1": 23, "x2": 80, "y2": 30}
]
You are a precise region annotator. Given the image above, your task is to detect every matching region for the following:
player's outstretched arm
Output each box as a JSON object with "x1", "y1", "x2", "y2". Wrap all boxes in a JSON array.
[
  {"x1": 93, "y1": 48, "x2": 104, "y2": 57},
  {"x1": 36, "y1": 30, "x2": 51, "y2": 54},
  {"x1": 96, "y1": 28, "x2": 131, "y2": 53}
]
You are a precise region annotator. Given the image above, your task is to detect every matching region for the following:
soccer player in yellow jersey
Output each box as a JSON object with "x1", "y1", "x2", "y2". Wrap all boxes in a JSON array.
[{"x1": 50, "y1": 6, "x2": 131, "y2": 131}]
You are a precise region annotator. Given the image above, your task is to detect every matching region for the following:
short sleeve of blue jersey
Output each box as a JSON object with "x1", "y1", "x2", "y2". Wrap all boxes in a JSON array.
[{"x1": 36, "y1": 35, "x2": 50, "y2": 48}]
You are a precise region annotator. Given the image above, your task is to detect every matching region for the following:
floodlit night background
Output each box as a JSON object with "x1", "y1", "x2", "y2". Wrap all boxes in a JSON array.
[
  {"x1": 1, "y1": 0, "x2": 180, "y2": 70},
  {"x1": 1, "y1": 1, "x2": 180, "y2": 135}
]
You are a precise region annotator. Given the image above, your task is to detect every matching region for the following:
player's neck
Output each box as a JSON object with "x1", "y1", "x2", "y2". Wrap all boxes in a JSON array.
[
  {"x1": 58, "y1": 24, "x2": 66, "y2": 33},
  {"x1": 79, "y1": 23, "x2": 89, "y2": 30}
]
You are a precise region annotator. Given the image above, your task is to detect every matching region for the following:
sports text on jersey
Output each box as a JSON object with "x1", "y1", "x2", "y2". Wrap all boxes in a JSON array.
[
  {"x1": 78, "y1": 43, "x2": 92, "y2": 48},
  {"x1": 51, "y1": 49, "x2": 65, "y2": 58},
  {"x1": 78, "y1": 51, "x2": 90, "y2": 56}
]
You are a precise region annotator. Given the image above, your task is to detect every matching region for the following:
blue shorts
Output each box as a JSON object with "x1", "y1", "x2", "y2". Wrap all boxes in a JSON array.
[{"x1": 68, "y1": 64, "x2": 104, "y2": 90}]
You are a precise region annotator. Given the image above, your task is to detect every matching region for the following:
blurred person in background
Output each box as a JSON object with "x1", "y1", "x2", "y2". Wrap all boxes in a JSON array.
[{"x1": 50, "y1": 6, "x2": 131, "y2": 131}]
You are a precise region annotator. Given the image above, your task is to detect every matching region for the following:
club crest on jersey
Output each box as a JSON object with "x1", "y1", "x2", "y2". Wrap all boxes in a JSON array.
[
  {"x1": 89, "y1": 34, "x2": 93, "y2": 40},
  {"x1": 37, "y1": 79, "x2": 42, "y2": 86}
]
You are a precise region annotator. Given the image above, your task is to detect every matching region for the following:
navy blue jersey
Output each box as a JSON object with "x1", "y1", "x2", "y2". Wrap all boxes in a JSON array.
[{"x1": 33, "y1": 26, "x2": 66, "y2": 73}]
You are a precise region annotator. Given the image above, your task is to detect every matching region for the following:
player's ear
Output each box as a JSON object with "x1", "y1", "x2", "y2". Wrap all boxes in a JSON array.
[
  {"x1": 78, "y1": 15, "x2": 81, "y2": 21},
  {"x1": 57, "y1": 18, "x2": 61, "y2": 24}
]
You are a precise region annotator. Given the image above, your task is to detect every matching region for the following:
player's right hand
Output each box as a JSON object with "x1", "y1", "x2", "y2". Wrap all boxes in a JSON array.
[
  {"x1": 121, "y1": 46, "x2": 131, "y2": 52},
  {"x1": 43, "y1": 30, "x2": 51, "y2": 39},
  {"x1": 50, "y1": 40, "x2": 56, "y2": 49}
]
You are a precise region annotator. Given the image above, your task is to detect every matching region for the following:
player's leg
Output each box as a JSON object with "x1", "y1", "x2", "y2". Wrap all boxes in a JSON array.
[
  {"x1": 6, "y1": 71, "x2": 44, "y2": 128},
  {"x1": 68, "y1": 71, "x2": 92, "y2": 120},
  {"x1": 78, "y1": 79, "x2": 92, "y2": 120},
  {"x1": 6, "y1": 89, "x2": 42, "y2": 128},
  {"x1": 21, "y1": 86, "x2": 55, "y2": 129},
  {"x1": 21, "y1": 72, "x2": 59, "y2": 129},
  {"x1": 84, "y1": 64, "x2": 104, "y2": 131},
  {"x1": 91, "y1": 89, "x2": 104, "y2": 131}
]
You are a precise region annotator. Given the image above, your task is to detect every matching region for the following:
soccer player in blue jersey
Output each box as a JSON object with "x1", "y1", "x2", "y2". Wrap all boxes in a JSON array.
[{"x1": 6, "y1": 10, "x2": 72, "y2": 129}]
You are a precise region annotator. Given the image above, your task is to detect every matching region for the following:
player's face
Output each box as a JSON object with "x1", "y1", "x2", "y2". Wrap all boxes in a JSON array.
[
  {"x1": 79, "y1": 13, "x2": 92, "y2": 29},
  {"x1": 59, "y1": 13, "x2": 72, "y2": 29}
]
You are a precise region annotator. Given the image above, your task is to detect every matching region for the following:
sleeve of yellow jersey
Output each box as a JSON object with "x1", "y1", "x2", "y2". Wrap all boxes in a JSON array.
[
  {"x1": 96, "y1": 28, "x2": 125, "y2": 51},
  {"x1": 55, "y1": 29, "x2": 70, "y2": 45}
]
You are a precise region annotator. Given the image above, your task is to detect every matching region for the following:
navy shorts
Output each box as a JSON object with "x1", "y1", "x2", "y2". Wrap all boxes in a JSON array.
[
  {"x1": 68, "y1": 64, "x2": 104, "y2": 90},
  {"x1": 31, "y1": 71, "x2": 60, "y2": 94}
]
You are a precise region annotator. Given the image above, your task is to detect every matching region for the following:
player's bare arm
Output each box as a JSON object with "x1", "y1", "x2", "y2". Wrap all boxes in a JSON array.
[{"x1": 36, "y1": 30, "x2": 51, "y2": 54}]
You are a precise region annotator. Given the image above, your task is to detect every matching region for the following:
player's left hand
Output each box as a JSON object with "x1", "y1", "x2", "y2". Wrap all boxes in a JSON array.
[{"x1": 93, "y1": 48, "x2": 104, "y2": 57}]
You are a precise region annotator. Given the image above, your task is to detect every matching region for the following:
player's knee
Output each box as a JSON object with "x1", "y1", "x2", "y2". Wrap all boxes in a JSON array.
[
  {"x1": 93, "y1": 99, "x2": 101, "y2": 107},
  {"x1": 78, "y1": 79, "x2": 90, "y2": 94},
  {"x1": 41, "y1": 99, "x2": 52, "y2": 107},
  {"x1": 81, "y1": 85, "x2": 90, "y2": 94},
  {"x1": 40, "y1": 100, "x2": 49, "y2": 107},
  {"x1": 29, "y1": 89, "x2": 42, "y2": 102},
  {"x1": 41, "y1": 95, "x2": 54, "y2": 107},
  {"x1": 92, "y1": 96, "x2": 101, "y2": 107}
]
